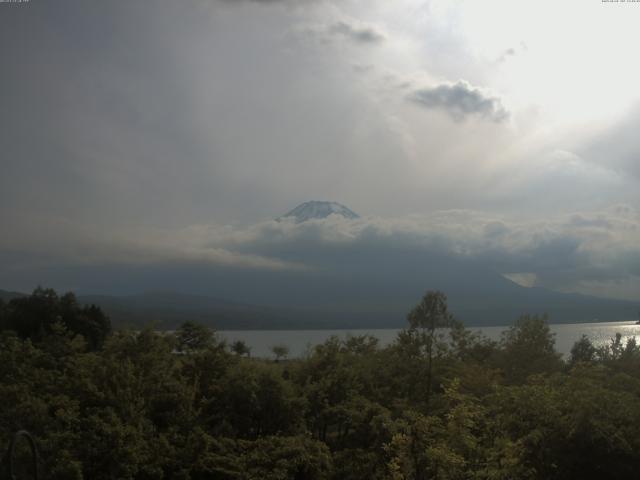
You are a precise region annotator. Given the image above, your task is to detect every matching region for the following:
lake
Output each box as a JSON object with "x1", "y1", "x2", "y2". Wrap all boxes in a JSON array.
[{"x1": 218, "y1": 320, "x2": 640, "y2": 358}]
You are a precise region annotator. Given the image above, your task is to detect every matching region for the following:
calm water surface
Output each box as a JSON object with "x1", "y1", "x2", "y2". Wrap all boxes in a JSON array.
[{"x1": 218, "y1": 321, "x2": 640, "y2": 358}]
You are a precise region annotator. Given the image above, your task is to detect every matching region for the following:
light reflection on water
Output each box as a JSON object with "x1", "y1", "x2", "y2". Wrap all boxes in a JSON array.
[{"x1": 218, "y1": 321, "x2": 640, "y2": 359}]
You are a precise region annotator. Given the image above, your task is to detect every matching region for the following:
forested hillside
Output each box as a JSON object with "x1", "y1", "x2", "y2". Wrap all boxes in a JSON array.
[{"x1": 2, "y1": 289, "x2": 640, "y2": 479}]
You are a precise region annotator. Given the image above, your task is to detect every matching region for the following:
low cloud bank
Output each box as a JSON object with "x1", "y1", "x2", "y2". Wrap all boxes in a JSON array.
[{"x1": 3, "y1": 206, "x2": 638, "y2": 300}]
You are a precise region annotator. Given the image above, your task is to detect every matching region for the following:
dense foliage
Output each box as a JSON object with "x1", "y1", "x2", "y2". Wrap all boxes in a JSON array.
[
  {"x1": 1, "y1": 289, "x2": 640, "y2": 479},
  {"x1": 0, "y1": 287, "x2": 111, "y2": 350}
]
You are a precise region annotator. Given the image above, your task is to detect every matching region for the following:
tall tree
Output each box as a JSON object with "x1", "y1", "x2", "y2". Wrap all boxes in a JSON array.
[
  {"x1": 499, "y1": 314, "x2": 562, "y2": 383},
  {"x1": 175, "y1": 321, "x2": 216, "y2": 353},
  {"x1": 569, "y1": 334, "x2": 597, "y2": 365},
  {"x1": 406, "y1": 290, "x2": 455, "y2": 406}
]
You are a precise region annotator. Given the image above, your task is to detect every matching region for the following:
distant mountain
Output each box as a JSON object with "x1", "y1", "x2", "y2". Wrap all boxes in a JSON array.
[
  {"x1": 80, "y1": 287, "x2": 639, "y2": 330},
  {"x1": 75, "y1": 292, "x2": 325, "y2": 330},
  {"x1": 2, "y1": 201, "x2": 638, "y2": 329},
  {"x1": 0, "y1": 289, "x2": 26, "y2": 302},
  {"x1": 1, "y1": 285, "x2": 637, "y2": 330},
  {"x1": 279, "y1": 201, "x2": 359, "y2": 223}
]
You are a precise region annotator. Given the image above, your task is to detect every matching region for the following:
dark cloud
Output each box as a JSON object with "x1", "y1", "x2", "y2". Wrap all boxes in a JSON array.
[
  {"x1": 409, "y1": 81, "x2": 508, "y2": 122},
  {"x1": 328, "y1": 20, "x2": 385, "y2": 44}
]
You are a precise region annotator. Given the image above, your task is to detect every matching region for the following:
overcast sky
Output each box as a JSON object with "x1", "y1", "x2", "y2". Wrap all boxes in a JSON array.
[{"x1": 2, "y1": 0, "x2": 640, "y2": 301}]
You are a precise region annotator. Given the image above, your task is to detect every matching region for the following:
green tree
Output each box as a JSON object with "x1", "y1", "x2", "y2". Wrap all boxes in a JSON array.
[
  {"x1": 0, "y1": 297, "x2": 5, "y2": 329},
  {"x1": 342, "y1": 334, "x2": 379, "y2": 356},
  {"x1": 406, "y1": 290, "x2": 456, "y2": 406},
  {"x1": 499, "y1": 314, "x2": 562, "y2": 383},
  {"x1": 271, "y1": 344, "x2": 290, "y2": 362},
  {"x1": 231, "y1": 339, "x2": 251, "y2": 357},
  {"x1": 175, "y1": 321, "x2": 216, "y2": 353},
  {"x1": 570, "y1": 334, "x2": 597, "y2": 364},
  {"x1": 1, "y1": 287, "x2": 111, "y2": 350},
  {"x1": 218, "y1": 362, "x2": 305, "y2": 438}
]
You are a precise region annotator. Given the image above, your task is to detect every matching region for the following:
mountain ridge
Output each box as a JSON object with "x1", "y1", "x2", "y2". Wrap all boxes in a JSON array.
[
  {"x1": 1, "y1": 287, "x2": 637, "y2": 330},
  {"x1": 279, "y1": 201, "x2": 359, "y2": 223}
]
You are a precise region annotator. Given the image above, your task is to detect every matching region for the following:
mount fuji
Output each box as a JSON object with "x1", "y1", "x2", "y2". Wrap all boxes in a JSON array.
[
  {"x1": 10, "y1": 201, "x2": 635, "y2": 330},
  {"x1": 279, "y1": 201, "x2": 359, "y2": 223}
]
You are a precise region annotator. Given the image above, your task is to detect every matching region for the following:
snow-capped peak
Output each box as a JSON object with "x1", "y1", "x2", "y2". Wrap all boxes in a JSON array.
[{"x1": 279, "y1": 201, "x2": 360, "y2": 223}]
